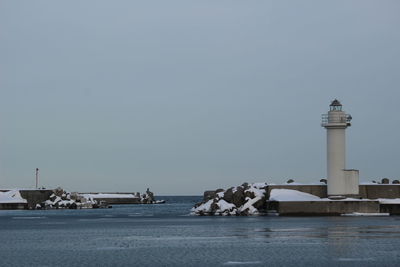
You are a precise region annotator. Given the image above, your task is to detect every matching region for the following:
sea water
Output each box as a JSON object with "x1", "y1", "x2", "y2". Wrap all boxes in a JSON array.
[{"x1": 1, "y1": 196, "x2": 400, "y2": 266}]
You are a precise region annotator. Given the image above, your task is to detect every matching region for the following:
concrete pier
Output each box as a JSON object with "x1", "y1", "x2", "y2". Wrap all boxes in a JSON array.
[
  {"x1": 267, "y1": 200, "x2": 380, "y2": 216},
  {"x1": 266, "y1": 184, "x2": 400, "y2": 215},
  {"x1": 202, "y1": 184, "x2": 400, "y2": 216},
  {"x1": 266, "y1": 184, "x2": 400, "y2": 199}
]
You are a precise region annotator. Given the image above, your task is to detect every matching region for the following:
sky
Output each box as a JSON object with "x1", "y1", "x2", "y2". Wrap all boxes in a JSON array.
[{"x1": 0, "y1": 0, "x2": 399, "y2": 195}]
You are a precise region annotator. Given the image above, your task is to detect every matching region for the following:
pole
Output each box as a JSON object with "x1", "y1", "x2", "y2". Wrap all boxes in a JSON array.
[{"x1": 35, "y1": 168, "x2": 39, "y2": 189}]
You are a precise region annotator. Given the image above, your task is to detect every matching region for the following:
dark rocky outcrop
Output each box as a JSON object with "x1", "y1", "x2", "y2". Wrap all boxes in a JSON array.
[{"x1": 232, "y1": 186, "x2": 246, "y2": 207}]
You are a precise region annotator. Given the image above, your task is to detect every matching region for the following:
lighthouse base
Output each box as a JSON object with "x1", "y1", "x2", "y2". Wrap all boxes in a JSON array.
[{"x1": 328, "y1": 169, "x2": 359, "y2": 197}]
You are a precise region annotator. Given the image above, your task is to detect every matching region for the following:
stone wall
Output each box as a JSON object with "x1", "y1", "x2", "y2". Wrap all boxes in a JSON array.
[{"x1": 359, "y1": 185, "x2": 400, "y2": 199}]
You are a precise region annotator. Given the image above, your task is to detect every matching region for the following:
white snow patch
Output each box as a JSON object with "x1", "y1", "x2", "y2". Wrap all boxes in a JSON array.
[
  {"x1": 191, "y1": 199, "x2": 214, "y2": 214},
  {"x1": 238, "y1": 185, "x2": 267, "y2": 215},
  {"x1": 269, "y1": 189, "x2": 376, "y2": 202},
  {"x1": 0, "y1": 190, "x2": 27, "y2": 203},
  {"x1": 239, "y1": 198, "x2": 260, "y2": 214},
  {"x1": 269, "y1": 189, "x2": 321, "y2": 201},
  {"x1": 216, "y1": 199, "x2": 236, "y2": 215},
  {"x1": 217, "y1": 191, "x2": 225, "y2": 198},
  {"x1": 377, "y1": 198, "x2": 400, "y2": 204},
  {"x1": 245, "y1": 187, "x2": 264, "y2": 197}
]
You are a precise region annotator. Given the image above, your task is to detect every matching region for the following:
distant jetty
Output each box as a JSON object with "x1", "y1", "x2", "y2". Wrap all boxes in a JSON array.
[{"x1": 0, "y1": 187, "x2": 165, "y2": 210}]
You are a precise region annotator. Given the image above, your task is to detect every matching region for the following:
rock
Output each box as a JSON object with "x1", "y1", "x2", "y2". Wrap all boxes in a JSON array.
[
  {"x1": 203, "y1": 191, "x2": 217, "y2": 201},
  {"x1": 244, "y1": 190, "x2": 255, "y2": 199},
  {"x1": 382, "y1": 178, "x2": 390, "y2": 184},
  {"x1": 252, "y1": 197, "x2": 266, "y2": 210},
  {"x1": 232, "y1": 187, "x2": 245, "y2": 207},
  {"x1": 392, "y1": 180, "x2": 400, "y2": 184},
  {"x1": 210, "y1": 200, "x2": 219, "y2": 213},
  {"x1": 320, "y1": 179, "x2": 327, "y2": 184},
  {"x1": 286, "y1": 179, "x2": 294, "y2": 184},
  {"x1": 70, "y1": 192, "x2": 82, "y2": 201},
  {"x1": 223, "y1": 188, "x2": 234, "y2": 203},
  {"x1": 54, "y1": 187, "x2": 64, "y2": 197}
]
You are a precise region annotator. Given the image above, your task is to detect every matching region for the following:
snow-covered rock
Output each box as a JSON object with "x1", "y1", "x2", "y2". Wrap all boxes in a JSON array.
[
  {"x1": 37, "y1": 188, "x2": 162, "y2": 209},
  {"x1": 191, "y1": 183, "x2": 268, "y2": 216},
  {"x1": 39, "y1": 188, "x2": 99, "y2": 209}
]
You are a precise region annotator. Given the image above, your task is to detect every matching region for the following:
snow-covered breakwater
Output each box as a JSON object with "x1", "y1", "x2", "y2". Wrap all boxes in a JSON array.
[
  {"x1": 191, "y1": 183, "x2": 268, "y2": 216},
  {"x1": 39, "y1": 187, "x2": 164, "y2": 209},
  {"x1": 0, "y1": 187, "x2": 165, "y2": 210},
  {"x1": 192, "y1": 183, "x2": 400, "y2": 216}
]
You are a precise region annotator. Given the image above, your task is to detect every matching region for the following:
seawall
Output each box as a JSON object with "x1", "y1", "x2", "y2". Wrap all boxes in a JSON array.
[{"x1": 265, "y1": 184, "x2": 400, "y2": 199}]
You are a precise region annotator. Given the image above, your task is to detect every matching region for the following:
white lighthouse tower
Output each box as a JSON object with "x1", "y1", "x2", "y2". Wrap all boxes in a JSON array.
[{"x1": 322, "y1": 99, "x2": 359, "y2": 198}]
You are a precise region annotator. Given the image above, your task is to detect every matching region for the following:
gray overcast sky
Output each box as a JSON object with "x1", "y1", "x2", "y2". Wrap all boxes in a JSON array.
[{"x1": 0, "y1": 0, "x2": 399, "y2": 195}]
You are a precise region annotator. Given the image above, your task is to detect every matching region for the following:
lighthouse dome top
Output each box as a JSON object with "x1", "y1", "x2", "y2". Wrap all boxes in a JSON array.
[{"x1": 330, "y1": 99, "x2": 342, "y2": 111}]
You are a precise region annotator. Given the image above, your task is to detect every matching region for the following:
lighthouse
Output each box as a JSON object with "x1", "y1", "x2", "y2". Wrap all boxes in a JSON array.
[{"x1": 322, "y1": 99, "x2": 359, "y2": 197}]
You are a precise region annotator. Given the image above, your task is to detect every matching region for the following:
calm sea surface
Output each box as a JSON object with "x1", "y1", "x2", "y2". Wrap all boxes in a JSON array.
[{"x1": 1, "y1": 196, "x2": 400, "y2": 266}]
